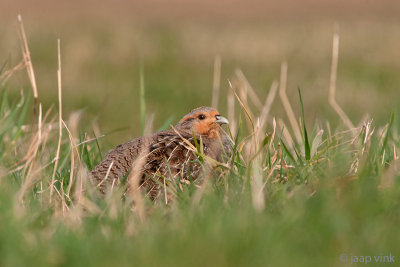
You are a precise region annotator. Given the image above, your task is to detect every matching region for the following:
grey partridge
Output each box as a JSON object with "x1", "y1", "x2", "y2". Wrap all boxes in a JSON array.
[{"x1": 90, "y1": 107, "x2": 231, "y2": 200}]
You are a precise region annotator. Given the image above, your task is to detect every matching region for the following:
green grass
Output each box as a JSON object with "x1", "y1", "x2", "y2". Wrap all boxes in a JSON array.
[
  {"x1": 1, "y1": 59, "x2": 400, "y2": 266},
  {"x1": 1, "y1": 17, "x2": 400, "y2": 266}
]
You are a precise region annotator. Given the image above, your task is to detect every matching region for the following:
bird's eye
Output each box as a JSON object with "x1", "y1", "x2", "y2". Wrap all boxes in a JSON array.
[{"x1": 198, "y1": 114, "x2": 206, "y2": 120}]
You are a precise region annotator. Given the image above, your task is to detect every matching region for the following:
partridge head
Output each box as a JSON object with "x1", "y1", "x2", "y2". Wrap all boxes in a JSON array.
[{"x1": 177, "y1": 106, "x2": 229, "y2": 138}]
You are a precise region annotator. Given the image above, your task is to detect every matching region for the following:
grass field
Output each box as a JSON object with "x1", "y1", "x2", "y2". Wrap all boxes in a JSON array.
[{"x1": 1, "y1": 2, "x2": 400, "y2": 266}]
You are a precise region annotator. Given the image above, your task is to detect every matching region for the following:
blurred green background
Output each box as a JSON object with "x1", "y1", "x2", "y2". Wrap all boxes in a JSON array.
[
  {"x1": 1, "y1": 2, "x2": 400, "y2": 266},
  {"x1": 1, "y1": 0, "x2": 400, "y2": 150}
]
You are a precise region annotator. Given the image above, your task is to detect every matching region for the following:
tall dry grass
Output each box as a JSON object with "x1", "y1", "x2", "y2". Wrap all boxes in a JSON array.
[{"x1": 1, "y1": 15, "x2": 398, "y2": 241}]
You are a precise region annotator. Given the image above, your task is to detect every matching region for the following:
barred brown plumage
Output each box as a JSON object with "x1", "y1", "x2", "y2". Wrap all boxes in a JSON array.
[{"x1": 90, "y1": 107, "x2": 231, "y2": 200}]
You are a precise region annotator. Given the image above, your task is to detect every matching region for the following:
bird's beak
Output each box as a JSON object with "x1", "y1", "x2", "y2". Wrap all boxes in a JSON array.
[{"x1": 215, "y1": 115, "x2": 229, "y2": 125}]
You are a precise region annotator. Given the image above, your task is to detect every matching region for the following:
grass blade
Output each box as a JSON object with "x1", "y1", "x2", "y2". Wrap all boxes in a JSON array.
[
  {"x1": 380, "y1": 111, "x2": 394, "y2": 156},
  {"x1": 140, "y1": 63, "x2": 146, "y2": 135},
  {"x1": 298, "y1": 87, "x2": 310, "y2": 161}
]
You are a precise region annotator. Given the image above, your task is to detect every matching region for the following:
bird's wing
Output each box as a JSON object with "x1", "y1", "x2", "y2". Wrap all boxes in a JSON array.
[
  {"x1": 139, "y1": 131, "x2": 204, "y2": 199},
  {"x1": 90, "y1": 136, "x2": 146, "y2": 192},
  {"x1": 144, "y1": 131, "x2": 202, "y2": 178}
]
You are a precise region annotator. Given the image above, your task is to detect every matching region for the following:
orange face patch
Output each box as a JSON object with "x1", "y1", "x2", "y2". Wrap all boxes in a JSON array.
[
  {"x1": 178, "y1": 108, "x2": 226, "y2": 138},
  {"x1": 192, "y1": 110, "x2": 221, "y2": 138}
]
